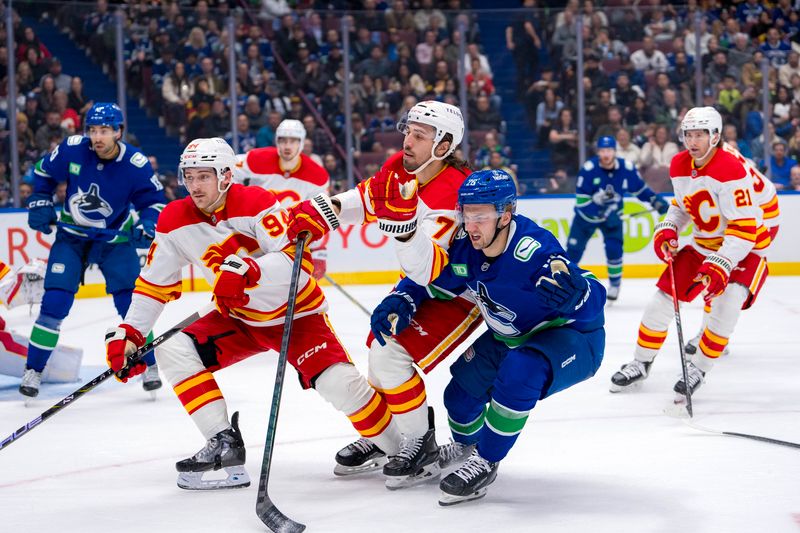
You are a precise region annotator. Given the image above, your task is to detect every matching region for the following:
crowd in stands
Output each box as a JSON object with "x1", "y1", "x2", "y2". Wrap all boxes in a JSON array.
[
  {"x1": 4, "y1": 1, "x2": 800, "y2": 205},
  {"x1": 514, "y1": 0, "x2": 800, "y2": 193}
]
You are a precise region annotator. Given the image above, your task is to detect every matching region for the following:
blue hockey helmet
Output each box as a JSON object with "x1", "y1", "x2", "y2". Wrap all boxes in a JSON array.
[
  {"x1": 85, "y1": 103, "x2": 124, "y2": 131},
  {"x1": 597, "y1": 135, "x2": 617, "y2": 150},
  {"x1": 457, "y1": 169, "x2": 517, "y2": 215}
]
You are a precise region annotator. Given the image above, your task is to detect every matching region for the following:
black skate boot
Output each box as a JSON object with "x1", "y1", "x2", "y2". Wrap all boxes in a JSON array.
[
  {"x1": 334, "y1": 437, "x2": 387, "y2": 476},
  {"x1": 439, "y1": 448, "x2": 498, "y2": 506},
  {"x1": 176, "y1": 411, "x2": 251, "y2": 490},
  {"x1": 19, "y1": 368, "x2": 42, "y2": 400},
  {"x1": 609, "y1": 360, "x2": 652, "y2": 392},
  {"x1": 141, "y1": 363, "x2": 162, "y2": 395},
  {"x1": 383, "y1": 407, "x2": 440, "y2": 490},
  {"x1": 673, "y1": 361, "x2": 705, "y2": 401}
]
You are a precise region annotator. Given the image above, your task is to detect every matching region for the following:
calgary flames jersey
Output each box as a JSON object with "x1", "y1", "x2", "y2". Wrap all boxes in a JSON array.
[
  {"x1": 235, "y1": 147, "x2": 329, "y2": 207},
  {"x1": 720, "y1": 142, "x2": 781, "y2": 230},
  {"x1": 124, "y1": 184, "x2": 325, "y2": 335},
  {"x1": 334, "y1": 151, "x2": 470, "y2": 285},
  {"x1": 668, "y1": 147, "x2": 772, "y2": 265}
]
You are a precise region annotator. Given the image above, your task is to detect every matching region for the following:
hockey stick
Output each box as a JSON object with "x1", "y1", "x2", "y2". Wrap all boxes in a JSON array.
[
  {"x1": 682, "y1": 419, "x2": 800, "y2": 450},
  {"x1": 620, "y1": 208, "x2": 657, "y2": 220},
  {"x1": 0, "y1": 301, "x2": 216, "y2": 452},
  {"x1": 323, "y1": 274, "x2": 371, "y2": 317},
  {"x1": 666, "y1": 254, "x2": 694, "y2": 417},
  {"x1": 56, "y1": 221, "x2": 130, "y2": 238},
  {"x1": 255, "y1": 234, "x2": 308, "y2": 533}
]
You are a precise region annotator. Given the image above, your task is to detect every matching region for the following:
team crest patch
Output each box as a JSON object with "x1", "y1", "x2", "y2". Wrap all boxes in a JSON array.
[
  {"x1": 69, "y1": 163, "x2": 81, "y2": 175},
  {"x1": 463, "y1": 346, "x2": 475, "y2": 362},
  {"x1": 451, "y1": 263, "x2": 468, "y2": 277},
  {"x1": 514, "y1": 236, "x2": 541, "y2": 262}
]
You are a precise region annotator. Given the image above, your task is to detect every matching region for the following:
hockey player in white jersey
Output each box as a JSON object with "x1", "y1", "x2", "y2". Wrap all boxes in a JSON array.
[
  {"x1": 235, "y1": 119, "x2": 330, "y2": 279},
  {"x1": 104, "y1": 138, "x2": 402, "y2": 490},
  {"x1": 610, "y1": 107, "x2": 772, "y2": 399}
]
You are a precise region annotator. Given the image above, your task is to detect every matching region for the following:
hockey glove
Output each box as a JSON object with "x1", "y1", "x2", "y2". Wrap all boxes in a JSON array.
[
  {"x1": 370, "y1": 292, "x2": 416, "y2": 346},
  {"x1": 213, "y1": 254, "x2": 261, "y2": 317},
  {"x1": 286, "y1": 194, "x2": 340, "y2": 243},
  {"x1": 651, "y1": 196, "x2": 670, "y2": 215},
  {"x1": 653, "y1": 221, "x2": 679, "y2": 262},
  {"x1": 105, "y1": 324, "x2": 147, "y2": 382},
  {"x1": 130, "y1": 218, "x2": 157, "y2": 249},
  {"x1": 685, "y1": 254, "x2": 732, "y2": 303},
  {"x1": 366, "y1": 167, "x2": 419, "y2": 237},
  {"x1": 27, "y1": 193, "x2": 57, "y2": 234},
  {"x1": 535, "y1": 259, "x2": 590, "y2": 315}
]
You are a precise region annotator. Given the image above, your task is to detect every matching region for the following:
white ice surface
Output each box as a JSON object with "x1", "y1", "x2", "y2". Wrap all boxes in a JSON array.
[{"x1": 1, "y1": 278, "x2": 799, "y2": 533}]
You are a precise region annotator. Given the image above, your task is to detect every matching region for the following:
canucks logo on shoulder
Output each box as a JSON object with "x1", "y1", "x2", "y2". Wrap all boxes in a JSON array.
[
  {"x1": 68, "y1": 183, "x2": 113, "y2": 227},
  {"x1": 472, "y1": 281, "x2": 519, "y2": 336}
]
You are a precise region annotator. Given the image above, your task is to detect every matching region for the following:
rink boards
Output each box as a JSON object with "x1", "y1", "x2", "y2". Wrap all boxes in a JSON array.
[{"x1": 1, "y1": 192, "x2": 798, "y2": 298}]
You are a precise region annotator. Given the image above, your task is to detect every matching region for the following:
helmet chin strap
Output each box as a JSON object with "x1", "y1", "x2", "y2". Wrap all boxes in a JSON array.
[
  {"x1": 483, "y1": 215, "x2": 512, "y2": 251},
  {"x1": 694, "y1": 132, "x2": 720, "y2": 165},
  {"x1": 408, "y1": 142, "x2": 448, "y2": 176},
  {"x1": 202, "y1": 172, "x2": 232, "y2": 213}
]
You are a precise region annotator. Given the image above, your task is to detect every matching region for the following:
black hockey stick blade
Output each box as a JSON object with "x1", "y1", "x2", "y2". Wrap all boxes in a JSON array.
[
  {"x1": 0, "y1": 301, "x2": 216, "y2": 452},
  {"x1": 683, "y1": 419, "x2": 800, "y2": 450},
  {"x1": 255, "y1": 234, "x2": 308, "y2": 532},
  {"x1": 258, "y1": 497, "x2": 306, "y2": 533}
]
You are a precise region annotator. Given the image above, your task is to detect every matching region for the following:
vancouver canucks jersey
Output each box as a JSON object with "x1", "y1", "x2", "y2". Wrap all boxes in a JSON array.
[
  {"x1": 33, "y1": 135, "x2": 166, "y2": 240},
  {"x1": 575, "y1": 156, "x2": 660, "y2": 223},
  {"x1": 396, "y1": 215, "x2": 606, "y2": 347}
]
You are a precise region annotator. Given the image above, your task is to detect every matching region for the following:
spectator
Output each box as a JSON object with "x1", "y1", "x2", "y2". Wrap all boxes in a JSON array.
[
  {"x1": 773, "y1": 85, "x2": 793, "y2": 132},
  {"x1": 654, "y1": 89, "x2": 681, "y2": 132},
  {"x1": 761, "y1": 28, "x2": 791, "y2": 67},
  {"x1": 727, "y1": 33, "x2": 755, "y2": 72},
  {"x1": 343, "y1": 114, "x2": 376, "y2": 157},
  {"x1": 46, "y1": 57, "x2": 72, "y2": 93},
  {"x1": 464, "y1": 43, "x2": 493, "y2": 77},
  {"x1": 385, "y1": 0, "x2": 415, "y2": 32},
  {"x1": 368, "y1": 103, "x2": 395, "y2": 134},
  {"x1": 303, "y1": 138, "x2": 323, "y2": 166},
  {"x1": 737, "y1": 0, "x2": 764, "y2": 25},
  {"x1": 37, "y1": 74, "x2": 57, "y2": 114},
  {"x1": 16, "y1": 61, "x2": 36, "y2": 95},
  {"x1": 23, "y1": 92, "x2": 45, "y2": 132},
  {"x1": 185, "y1": 98, "x2": 213, "y2": 141},
  {"x1": 551, "y1": 9, "x2": 576, "y2": 61},
  {"x1": 706, "y1": 50, "x2": 739, "y2": 88},
  {"x1": 762, "y1": 141, "x2": 797, "y2": 189},
  {"x1": 34, "y1": 110, "x2": 66, "y2": 153},
  {"x1": 723, "y1": 124, "x2": 752, "y2": 160},
  {"x1": 67, "y1": 77, "x2": 93, "y2": 117},
  {"x1": 717, "y1": 75, "x2": 742, "y2": 114},
  {"x1": 538, "y1": 168, "x2": 574, "y2": 194},
  {"x1": 789, "y1": 165, "x2": 800, "y2": 191},
  {"x1": 548, "y1": 107, "x2": 580, "y2": 173},
  {"x1": 162, "y1": 62, "x2": 193, "y2": 134},
  {"x1": 611, "y1": 72, "x2": 640, "y2": 109},
  {"x1": 536, "y1": 88, "x2": 564, "y2": 147},
  {"x1": 52, "y1": 90, "x2": 80, "y2": 134},
  {"x1": 615, "y1": 128, "x2": 641, "y2": 166},
  {"x1": 684, "y1": 18, "x2": 711, "y2": 59},
  {"x1": 465, "y1": 58, "x2": 495, "y2": 98},
  {"x1": 751, "y1": 123, "x2": 785, "y2": 162},
  {"x1": 256, "y1": 110, "x2": 282, "y2": 148},
  {"x1": 581, "y1": 0, "x2": 608, "y2": 30},
  {"x1": 470, "y1": 94, "x2": 503, "y2": 131},
  {"x1": 506, "y1": 0, "x2": 543, "y2": 97},
  {"x1": 225, "y1": 114, "x2": 257, "y2": 153},
  {"x1": 243, "y1": 95, "x2": 266, "y2": 133},
  {"x1": 19, "y1": 182, "x2": 33, "y2": 205},
  {"x1": 779, "y1": 51, "x2": 800, "y2": 88},
  {"x1": 474, "y1": 131, "x2": 512, "y2": 169},
  {"x1": 195, "y1": 56, "x2": 225, "y2": 96},
  {"x1": 639, "y1": 125, "x2": 679, "y2": 171},
  {"x1": 323, "y1": 153, "x2": 345, "y2": 185},
  {"x1": 415, "y1": 30, "x2": 437, "y2": 67},
  {"x1": 413, "y1": 0, "x2": 447, "y2": 33},
  {"x1": 356, "y1": 45, "x2": 392, "y2": 80},
  {"x1": 644, "y1": 9, "x2": 677, "y2": 43},
  {"x1": 787, "y1": 127, "x2": 800, "y2": 161},
  {"x1": 593, "y1": 27, "x2": 628, "y2": 60},
  {"x1": 16, "y1": 26, "x2": 51, "y2": 64},
  {"x1": 612, "y1": 6, "x2": 644, "y2": 43},
  {"x1": 593, "y1": 106, "x2": 624, "y2": 145},
  {"x1": 483, "y1": 151, "x2": 518, "y2": 186},
  {"x1": 630, "y1": 36, "x2": 668, "y2": 73}
]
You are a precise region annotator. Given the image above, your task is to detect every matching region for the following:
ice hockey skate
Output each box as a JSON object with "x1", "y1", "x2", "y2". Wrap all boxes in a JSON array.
[
  {"x1": 439, "y1": 448, "x2": 498, "y2": 506},
  {"x1": 176, "y1": 412, "x2": 251, "y2": 490},
  {"x1": 606, "y1": 283, "x2": 620, "y2": 302},
  {"x1": 333, "y1": 437, "x2": 387, "y2": 476},
  {"x1": 438, "y1": 440, "x2": 475, "y2": 474},
  {"x1": 673, "y1": 361, "x2": 705, "y2": 403},
  {"x1": 383, "y1": 407, "x2": 440, "y2": 490},
  {"x1": 141, "y1": 363, "x2": 162, "y2": 398},
  {"x1": 19, "y1": 368, "x2": 42, "y2": 405},
  {"x1": 609, "y1": 360, "x2": 651, "y2": 392}
]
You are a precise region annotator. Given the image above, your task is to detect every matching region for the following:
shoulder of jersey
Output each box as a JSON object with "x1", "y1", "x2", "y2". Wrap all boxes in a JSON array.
[
  {"x1": 704, "y1": 148, "x2": 747, "y2": 182},
  {"x1": 240, "y1": 146, "x2": 279, "y2": 172},
  {"x1": 419, "y1": 165, "x2": 468, "y2": 210},
  {"x1": 669, "y1": 150, "x2": 693, "y2": 177},
  {"x1": 121, "y1": 142, "x2": 152, "y2": 173},
  {"x1": 294, "y1": 153, "x2": 329, "y2": 185},
  {"x1": 508, "y1": 217, "x2": 560, "y2": 263},
  {"x1": 156, "y1": 184, "x2": 277, "y2": 233},
  {"x1": 619, "y1": 158, "x2": 635, "y2": 171},
  {"x1": 64, "y1": 135, "x2": 90, "y2": 150}
]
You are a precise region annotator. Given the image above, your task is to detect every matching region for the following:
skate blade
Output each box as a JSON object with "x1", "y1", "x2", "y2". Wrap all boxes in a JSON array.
[
  {"x1": 663, "y1": 398, "x2": 691, "y2": 419},
  {"x1": 608, "y1": 381, "x2": 643, "y2": 394},
  {"x1": 385, "y1": 463, "x2": 441, "y2": 490},
  {"x1": 22, "y1": 396, "x2": 37, "y2": 408},
  {"x1": 142, "y1": 380, "x2": 162, "y2": 392},
  {"x1": 438, "y1": 487, "x2": 488, "y2": 506},
  {"x1": 333, "y1": 456, "x2": 387, "y2": 477},
  {"x1": 177, "y1": 467, "x2": 251, "y2": 490}
]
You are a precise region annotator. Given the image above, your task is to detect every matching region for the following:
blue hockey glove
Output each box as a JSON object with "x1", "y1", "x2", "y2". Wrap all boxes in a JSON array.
[
  {"x1": 27, "y1": 193, "x2": 57, "y2": 234},
  {"x1": 130, "y1": 218, "x2": 157, "y2": 248},
  {"x1": 370, "y1": 292, "x2": 416, "y2": 346},
  {"x1": 535, "y1": 259, "x2": 590, "y2": 315},
  {"x1": 651, "y1": 196, "x2": 669, "y2": 215}
]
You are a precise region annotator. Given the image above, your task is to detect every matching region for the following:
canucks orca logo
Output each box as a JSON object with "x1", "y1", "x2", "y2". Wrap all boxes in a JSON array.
[
  {"x1": 472, "y1": 281, "x2": 519, "y2": 336},
  {"x1": 68, "y1": 183, "x2": 113, "y2": 227}
]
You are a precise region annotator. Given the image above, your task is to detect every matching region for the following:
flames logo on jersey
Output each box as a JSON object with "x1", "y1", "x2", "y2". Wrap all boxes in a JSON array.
[
  {"x1": 682, "y1": 189, "x2": 720, "y2": 233},
  {"x1": 202, "y1": 233, "x2": 261, "y2": 274}
]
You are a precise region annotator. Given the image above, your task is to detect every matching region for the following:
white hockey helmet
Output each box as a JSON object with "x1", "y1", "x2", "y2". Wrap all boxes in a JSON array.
[
  {"x1": 679, "y1": 106, "x2": 723, "y2": 147},
  {"x1": 275, "y1": 119, "x2": 307, "y2": 145},
  {"x1": 178, "y1": 137, "x2": 236, "y2": 192},
  {"x1": 398, "y1": 101, "x2": 465, "y2": 174}
]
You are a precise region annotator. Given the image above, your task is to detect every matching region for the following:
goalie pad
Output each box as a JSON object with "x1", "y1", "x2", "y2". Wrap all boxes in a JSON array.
[
  {"x1": 0, "y1": 259, "x2": 47, "y2": 308},
  {"x1": 0, "y1": 330, "x2": 83, "y2": 383}
]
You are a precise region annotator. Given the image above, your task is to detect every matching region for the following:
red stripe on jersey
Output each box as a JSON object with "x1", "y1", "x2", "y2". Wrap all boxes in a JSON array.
[
  {"x1": 378, "y1": 372, "x2": 427, "y2": 415},
  {"x1": 347, "y1": 392, "x2": 393, "y2": 438},
  {"x1": 174, "y1": 370, "x2": 224, "y2": 415},
  {"x1": 670, "y1": 149, "x2": 748, "y2": 183},
  {"x1": 243, "y1": 147, "x2": 330, "y2": 187},
  {"x1": 156, "y1": 184, "x2": 279, "y2": 233}
]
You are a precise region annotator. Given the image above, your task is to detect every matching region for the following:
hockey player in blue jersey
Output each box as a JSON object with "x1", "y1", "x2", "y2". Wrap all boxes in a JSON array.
[
  {"x1": 21, "y1": 103, "x2": 167, "y2": 399},
  {"x1": 371, "y1": 169, "x2": 606, "y2": 505},
  {"x1": 566, "y1": 136, "x2": 669, "y2": 301}
]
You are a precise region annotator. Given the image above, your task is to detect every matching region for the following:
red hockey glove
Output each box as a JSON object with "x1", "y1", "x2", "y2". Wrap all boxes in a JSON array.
[
  {"x1": 685, "y1": 254, "x2": 732, "y2": 303},
  {"x1": 213, "y1": 254, "x2": 261, "y2": 317},
  {"x1": 366, "y1": 167, "x2": 419, "y2": 237},
  {"x1": 285, "y1": 194, "x2": 340, "y2": 243},
  {"x1": 653, "y1": 221, "x2": 679, "y2": 263},
  {"x1": 105, "y1": 324, "x2": 147, "y2": 382}
]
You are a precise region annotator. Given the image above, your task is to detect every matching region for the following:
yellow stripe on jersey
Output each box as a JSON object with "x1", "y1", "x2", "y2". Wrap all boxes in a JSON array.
[{"x1": 134, "y1": 277, "x2": 182, "y2": 303}]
